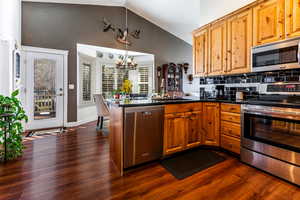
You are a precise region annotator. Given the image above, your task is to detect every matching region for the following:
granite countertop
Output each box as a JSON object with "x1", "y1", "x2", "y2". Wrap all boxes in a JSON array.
[{"x1": 107, "y1": 97, "x2": 300, "y2": 109}]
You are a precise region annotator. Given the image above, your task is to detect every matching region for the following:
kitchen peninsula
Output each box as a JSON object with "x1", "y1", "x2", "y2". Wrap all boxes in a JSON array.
[
  {"x1": 109, "y1": 95, "x2": 300, "y2": 176},
  {"x1": 109, "y1": 97, "x2": 243, "y2": 175}
]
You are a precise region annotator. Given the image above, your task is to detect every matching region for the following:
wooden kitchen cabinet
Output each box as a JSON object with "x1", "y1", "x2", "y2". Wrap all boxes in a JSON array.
[
  {"x1": 253, "y1": 0, "x2": 285, "y2": 45},
  {"x1": 202, "y1": 103, "x2": 220, "y2": 146},
  {"x1": 185, "y1": 111, "x2": 202, "y2": 149},
  {"x1": 193, "y1": 27, "x2": 209, "y2": 77},
  {"x1": 226, "y1": 8, "x2": 252, "y2": 74},
  {"x1": 164, "y1": 113, "x2": 186, "y2": 155},
  {"x1": 221, "y1": 134, "x2": 241, "y2": 154},
  {"x1": 163, "y1": 103, "x2": 203, "y2": 155},
  {"x1": 208, "y1": 20, "x2": 227, "y2": 76},
  {"x1": 220, "y1": 103, "x2": 241, "y2": 154},
  {"x1": 285, "y1": 0, "x2": 300, "y2": 38},
  {"x1": 192, "y1": 0, "x2": 300, "y2": 77}
]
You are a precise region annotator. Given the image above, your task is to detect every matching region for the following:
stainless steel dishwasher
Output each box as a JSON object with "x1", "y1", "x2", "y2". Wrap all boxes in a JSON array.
[{"x1": 124, "y1": 106, "x2": 164, "y2": 168}]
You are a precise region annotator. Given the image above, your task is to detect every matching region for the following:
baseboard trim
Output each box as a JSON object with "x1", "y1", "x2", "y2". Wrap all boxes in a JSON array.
[{"x1": 65, "y1": 117, "x2": 98, "y2": 127}]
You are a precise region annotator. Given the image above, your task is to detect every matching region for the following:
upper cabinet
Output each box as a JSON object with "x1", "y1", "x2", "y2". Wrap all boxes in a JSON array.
[
  {"x1": 193, "y1": 27, "x2": 209, "y2": 77},
  {"x1": 227, "y1": 8, "x2": 253, "y2": 74},
  {"x1": 193, "y1": 0, "x2": 300, "y2": 77},
  {"x1": 209, "y1": 20, "x2": 227, "y2": 76},
  {"x1": 285, "y1": 0, "x2": 300, "y2": 38},
  {"x1": 253, "y1": 0, "x2": 285, "y2": 45}
]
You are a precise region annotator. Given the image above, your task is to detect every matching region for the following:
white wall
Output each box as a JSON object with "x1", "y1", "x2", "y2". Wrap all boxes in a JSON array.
[
  {"x1": 0, "y1": 0, "x2": 21, "y2": 44},
  {"x1": 0, "y1": 0, "x2": 21, "y2": 96}
]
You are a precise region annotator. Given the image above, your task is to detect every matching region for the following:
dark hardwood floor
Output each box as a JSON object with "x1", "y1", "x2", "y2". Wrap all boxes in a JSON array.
[{"x1": 1, "y1": 122, "x2": 300, "y2": 200}]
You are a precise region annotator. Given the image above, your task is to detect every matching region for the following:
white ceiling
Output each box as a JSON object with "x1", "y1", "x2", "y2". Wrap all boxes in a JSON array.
[{"x1": 22, "y1": 0, "x2": 256, "y2": 44}]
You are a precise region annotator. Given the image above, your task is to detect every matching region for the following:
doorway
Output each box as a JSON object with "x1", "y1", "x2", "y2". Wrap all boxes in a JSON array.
[{"x1": 22, "y1": 47, "x2": 68, "y2": 131}]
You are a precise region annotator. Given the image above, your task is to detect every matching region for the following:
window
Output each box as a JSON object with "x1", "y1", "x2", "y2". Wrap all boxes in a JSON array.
[
  {"x1": 79, "y1": 53, "x2": 95, "y2": 105},
  {"x1": 102, "y1": 66, "x2": 115, "y2": 98},
  {"x1": 82, "y1": 63, "x2": 91, "y2": 102},
  {"x1": 101, "y1": 65, "x2": 152, "y2": 97},
  {"x1": 138, "y1": 67, "x2": 150, "y2": 94},
  {"x1": 101, "y1": 66, "x2": 129, "y2": 98},
  {"x1": 116, "y1": 69, "x2": 129, "y2": 90}
]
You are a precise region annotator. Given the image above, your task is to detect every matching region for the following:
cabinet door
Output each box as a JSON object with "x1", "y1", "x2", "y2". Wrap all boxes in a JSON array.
[
  {"x1": 202, "y1": 103, "x2": 220, "y2": 146},
  {"x1": 253, "y1": 0, "x2": 285, "y2": 45},
  {"x1": 185, "y1": 111, "x2": 202, "y2": 149},
  {"x1": 163, "y1": 113, "x2": 186, "y2": 155},
  {"x1": 208, "y1": 20, "x2": 227, "y2": 76},
  {"x1": 193, "y1": 27, "x2": 209, "y2": 77},
  {"x1": 285, "y1": 0, "x2": 300, "y2": 38},
  {"x1": 227, "y1": 9, "x2": 252, "y2": 74}
]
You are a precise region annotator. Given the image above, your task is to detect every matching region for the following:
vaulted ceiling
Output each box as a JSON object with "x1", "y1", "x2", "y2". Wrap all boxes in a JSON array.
[{"x1": 22, "y1": 0, "x2": 256, "y2": 44}]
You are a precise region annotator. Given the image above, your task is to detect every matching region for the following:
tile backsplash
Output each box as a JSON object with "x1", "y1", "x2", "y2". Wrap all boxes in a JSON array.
[
  {"x1": 196, "y1": 69, "x2": 300, "y2": 98},
  {"x1": 199, "y1": 69, "x2": 300, "y2": 85}
]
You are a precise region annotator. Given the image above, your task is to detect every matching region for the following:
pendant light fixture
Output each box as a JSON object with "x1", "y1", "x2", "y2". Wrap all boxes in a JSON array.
[{"x1": 115, "y1": 6, "x2": 138, "y2": 71}]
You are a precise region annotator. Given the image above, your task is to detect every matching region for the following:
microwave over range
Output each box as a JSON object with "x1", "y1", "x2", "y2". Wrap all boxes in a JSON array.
[{"x1": 252, "y1": 37, "x2": 300, "y2": 72}]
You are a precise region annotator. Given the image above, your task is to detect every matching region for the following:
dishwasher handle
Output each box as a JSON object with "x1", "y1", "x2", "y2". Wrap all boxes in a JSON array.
[{"x1": 142, "y1": 111, "x2": 152, "y2": 116}]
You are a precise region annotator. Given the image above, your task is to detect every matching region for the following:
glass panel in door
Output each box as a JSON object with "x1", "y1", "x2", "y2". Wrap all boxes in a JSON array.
[
  {"x1": 244, "y1": 113, "x2": 300, "y2": 152},
  {"x1": 33, "y1": 59, "x2": 57, "y2": 120}
]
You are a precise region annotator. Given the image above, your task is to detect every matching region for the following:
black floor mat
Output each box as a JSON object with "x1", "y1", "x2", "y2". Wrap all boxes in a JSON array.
[{"x1": 161, "y1": 148, "x2": 226, "y2": 180}]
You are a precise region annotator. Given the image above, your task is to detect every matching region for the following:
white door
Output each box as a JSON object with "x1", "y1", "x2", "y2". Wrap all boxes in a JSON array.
[{"x1": 25, "y1": 51, "x2": 64, "y2": 130}]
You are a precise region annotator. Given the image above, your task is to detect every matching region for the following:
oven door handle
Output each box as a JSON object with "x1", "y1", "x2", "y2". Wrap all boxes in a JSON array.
[{"x1": 243, "y1": 109, "x2": 300, "y2": 121}]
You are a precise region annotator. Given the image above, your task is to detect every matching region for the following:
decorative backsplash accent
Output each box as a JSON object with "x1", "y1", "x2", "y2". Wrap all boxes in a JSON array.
[{"x1": 199, "y1": 69, "x2": 300, "y2": 85}]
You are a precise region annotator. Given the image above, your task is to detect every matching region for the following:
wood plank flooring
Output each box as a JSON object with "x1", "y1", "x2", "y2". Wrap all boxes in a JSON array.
[{"x1": 0, "y1": 122, "x2": 299, "y2": 200}]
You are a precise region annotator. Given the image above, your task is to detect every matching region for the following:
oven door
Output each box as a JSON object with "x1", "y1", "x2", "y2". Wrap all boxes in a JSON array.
[
  {"x1": 252, "y1": 39, "x2": 300, "y2": 72},
  {"x1": 241, "y1": 105, "x2": 300, "y2": 165}
]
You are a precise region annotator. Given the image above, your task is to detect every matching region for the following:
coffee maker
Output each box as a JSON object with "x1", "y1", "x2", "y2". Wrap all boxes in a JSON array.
[{"x1": 215, "y1": 85, "x2": 225, "y2": 99}]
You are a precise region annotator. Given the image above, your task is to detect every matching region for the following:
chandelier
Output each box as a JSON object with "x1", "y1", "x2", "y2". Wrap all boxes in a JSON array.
[{"x1": 115, "y1": 54, "x2": 138, "y2": 70}]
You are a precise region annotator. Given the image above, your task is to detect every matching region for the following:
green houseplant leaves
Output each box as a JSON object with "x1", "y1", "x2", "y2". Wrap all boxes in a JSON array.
[{"x1": 0, "y1": 90, "x2": 28, "y2": 161}]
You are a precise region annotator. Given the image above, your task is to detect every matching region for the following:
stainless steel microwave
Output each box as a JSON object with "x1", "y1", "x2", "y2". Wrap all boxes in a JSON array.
[{"x1": 252, "y1": 37, "x2": 300, "y2": 72}]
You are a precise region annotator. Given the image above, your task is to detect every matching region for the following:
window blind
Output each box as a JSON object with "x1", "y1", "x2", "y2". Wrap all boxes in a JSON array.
[
  {"x1": 138, "y1": 67, "x2": 149, "y2": 94},
  {"x1": 82, "y1": 63, "x2": 92, "y2": 102},
  {"x1": 102, "y1": 66, "x2": 115, "y2": 98}
]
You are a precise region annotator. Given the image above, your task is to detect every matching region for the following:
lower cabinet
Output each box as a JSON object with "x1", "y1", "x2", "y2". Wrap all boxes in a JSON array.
[
  {"x1": 163, "y1": 104, "x2": 203, "y2": 155},
  {"x1": 202, "y1": 103, "x2": 220, "y2": 146},
  {"x1": 163, "y1": 103, "x2": 220, "y2": 155},
  {"x1": 164, "y1": 113, "x2": 186, "y2": 155},
  {"x1": 163, "y1": 103, "x2": 241, "y2": 156},
  {"x1": 185, "y1": 111, "x2": 202, "y2": 149},
  {"x1": 220, "y1": 134, "x2": 240, "y2": 154},
  {"x1": 220, "y1": 103, "x2": 241, "y2": 154}
]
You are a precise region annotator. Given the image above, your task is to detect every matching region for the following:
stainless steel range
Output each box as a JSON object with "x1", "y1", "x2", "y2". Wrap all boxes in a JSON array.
[{"x1": 241, "y1": 83, "x2": 300, "y2": 185}]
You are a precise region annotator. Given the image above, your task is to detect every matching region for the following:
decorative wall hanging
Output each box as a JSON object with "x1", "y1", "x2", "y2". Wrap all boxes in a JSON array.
[
  {"x1": 96, "y1": 51, "x2": 103, "y2": 58},
  {"x1": 177, "y1": 63, "x2": 189, "y2": 74},
  {"x1": 188, "y1": 74, "x2": 194, "y2": 84},
  {"x1": 108, "y1": 53, "x2": 114, "y2": 59},
  {"x1": 102, "y1": 8, "x2": 141, "y2": 46}
]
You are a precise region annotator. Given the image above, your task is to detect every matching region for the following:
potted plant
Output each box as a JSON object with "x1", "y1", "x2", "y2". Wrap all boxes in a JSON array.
[{"x1": 0, "y1": 90, "x2": 28, "y2": 162}]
